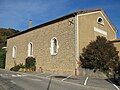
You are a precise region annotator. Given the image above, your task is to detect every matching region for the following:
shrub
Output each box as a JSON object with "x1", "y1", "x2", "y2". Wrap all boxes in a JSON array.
[
  {"x1": 19, "y1": 63, "x2": 25, "y2": 69},
  {"x1": 10, "y1": 65, "x2": 20, "y2": 71},
  {"x1": 10, "y1": 63, "x2": 25, "y2": 71},
  {"x1": 25, "y1": 57, "x2": 36, "y2": 71}
]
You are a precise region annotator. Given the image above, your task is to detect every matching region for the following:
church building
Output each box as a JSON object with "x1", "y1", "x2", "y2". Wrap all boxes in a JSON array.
[{"x1": 5, "y1": 8, "x2": 119, "y2": 75}]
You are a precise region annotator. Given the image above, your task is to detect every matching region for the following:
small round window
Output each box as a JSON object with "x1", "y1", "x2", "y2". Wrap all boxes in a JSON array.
[{"x1": 97, "y1": 17, "x2": 104, "y2": 25}]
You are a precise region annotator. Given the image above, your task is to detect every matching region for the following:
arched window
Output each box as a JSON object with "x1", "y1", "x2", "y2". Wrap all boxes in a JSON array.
[
  {"x1": 50, "y1": 37, "x2": 59, "y2": 55},
  {"x1": 28, "y1": 42, "x2": 33, "y2": 56},
  {"x1": 12, "y1": 46, "x2": 17, "y2": 58},
  {"x1": 97, "y1": 17, "x2": 104, "y2": 25}
]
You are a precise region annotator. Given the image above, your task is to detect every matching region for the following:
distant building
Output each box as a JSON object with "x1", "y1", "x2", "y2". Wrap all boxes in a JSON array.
[
  {"x1": 5, "y1": 8, "x2": 119, "y2": 75},
  {"x1": 110, "y1": 38, "x2": 120, "y2": 57}
]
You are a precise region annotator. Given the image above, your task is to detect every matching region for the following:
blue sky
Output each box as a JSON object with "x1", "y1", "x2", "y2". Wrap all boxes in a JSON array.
[{"x1": 0, "y1": 0, "x2": 120, "y2": 37}]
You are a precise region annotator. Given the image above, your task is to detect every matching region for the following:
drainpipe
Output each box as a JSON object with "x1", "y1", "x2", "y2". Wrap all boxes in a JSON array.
[{"x1": 74, "y1": 14, "x2": 80, "y2": 76}]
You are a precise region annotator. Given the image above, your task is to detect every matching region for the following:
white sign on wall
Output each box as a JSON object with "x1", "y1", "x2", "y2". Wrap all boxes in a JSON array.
[{"x1": 94, "y1": 27, "x2": 107, "y2": 36}]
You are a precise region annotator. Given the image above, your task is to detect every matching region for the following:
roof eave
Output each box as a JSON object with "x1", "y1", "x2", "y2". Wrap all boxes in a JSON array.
[
  {"x1": 101, "y1": 9, "x2": 118, "y2": 32},
  {"x1": 7, "y1": 12, "x2": 77, "y2": 39}
]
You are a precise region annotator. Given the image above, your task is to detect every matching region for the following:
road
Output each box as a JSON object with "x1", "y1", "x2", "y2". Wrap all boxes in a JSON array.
[{"x1": 0, "y1": 69, "x2": 119, "y2": 90}]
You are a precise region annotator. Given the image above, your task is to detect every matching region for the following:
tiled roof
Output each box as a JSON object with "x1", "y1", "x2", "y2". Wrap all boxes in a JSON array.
[{"x1": 110, "y1": 38, "x2": 120, "y2": 43}]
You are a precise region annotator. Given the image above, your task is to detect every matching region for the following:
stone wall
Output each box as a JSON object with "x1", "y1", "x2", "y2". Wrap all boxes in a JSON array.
[{"x1": 6, "y1": 16, "x2": 76, "y2": 75}]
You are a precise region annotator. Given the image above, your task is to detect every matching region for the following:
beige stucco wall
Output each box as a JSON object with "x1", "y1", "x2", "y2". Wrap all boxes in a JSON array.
[
  {"x1": 6, "y1": 17, "x2": 76, "y2": 74},
  {"x1": 77, "y1": 11, "x2": 116, "y2": 54},
  {"x1": 114, "y1": 43, "x2": 120, "y2": 57}
]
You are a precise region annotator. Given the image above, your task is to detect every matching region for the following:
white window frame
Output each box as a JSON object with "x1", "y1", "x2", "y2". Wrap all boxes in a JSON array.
[
  {"x1": 50, "y1": 37, "x2": 59, "y2": 55},
  {"x1": 28, "y1": 42, "x2": 33, "y2": 57},
  {"x1": 97, "y1": 17, "x2": 104, "y2": 25},
  {"x1": 12, "y1": 46, "x2": 17, "y2": 58}
]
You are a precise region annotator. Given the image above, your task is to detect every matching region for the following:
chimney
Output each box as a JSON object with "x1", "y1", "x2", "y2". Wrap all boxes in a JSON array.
[{"x1": 29, "y1": 20, "x2": 32, "y2": 28}]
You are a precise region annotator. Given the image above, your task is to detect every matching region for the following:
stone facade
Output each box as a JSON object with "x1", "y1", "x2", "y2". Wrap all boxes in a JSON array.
[
  {"x1": 5, "y1": 8, "x2": 119, "y2": 75},
  {"x1": 6, "y1": 16, "x2": 76, "y2": 74}
]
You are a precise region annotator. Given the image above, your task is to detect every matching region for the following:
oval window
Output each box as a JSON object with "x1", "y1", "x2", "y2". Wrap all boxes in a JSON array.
[{"x1": 97, "y1": 17, "x2": 104, "y2": 25}]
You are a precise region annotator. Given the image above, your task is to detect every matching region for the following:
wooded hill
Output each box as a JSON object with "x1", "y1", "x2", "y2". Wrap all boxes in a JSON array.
[
  {"x1": 0, "y1": 28, "x2": 19, "y2": 68},
  {"x1": 0, "y1": 28, "x2": 19, "y2": 48}
]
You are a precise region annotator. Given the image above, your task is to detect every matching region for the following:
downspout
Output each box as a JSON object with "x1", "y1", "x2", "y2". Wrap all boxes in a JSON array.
[{"x1": 74, "y1": 14, "x2": 80, "y2": 75}]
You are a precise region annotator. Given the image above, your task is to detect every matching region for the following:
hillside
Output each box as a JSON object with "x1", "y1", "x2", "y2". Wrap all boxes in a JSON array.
[
  {"x1": 0, "y1": 28, "x2": 19, "y2": 48},
  {"x1": 0, "y1": 28, "x2": 19, "y2": 68}
]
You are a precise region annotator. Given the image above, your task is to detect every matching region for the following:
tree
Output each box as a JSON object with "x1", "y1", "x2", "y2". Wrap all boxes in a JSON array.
[
  {"x1": 80, "y1": 36, "x2": 119, "y2": 74},
  {"x1": 0, "y1": 48, "x2": 6, "y2": 68}
]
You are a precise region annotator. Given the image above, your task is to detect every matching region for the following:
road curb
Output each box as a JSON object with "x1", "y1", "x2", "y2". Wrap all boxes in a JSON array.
[{"x1": 108, "y1": 79, "x2": 120, "y2": 90}]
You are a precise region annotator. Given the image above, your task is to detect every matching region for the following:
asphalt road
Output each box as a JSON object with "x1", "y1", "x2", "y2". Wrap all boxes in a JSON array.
[{"x1": 0, "y1": 69, "x2": 119, "y2": 90}]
